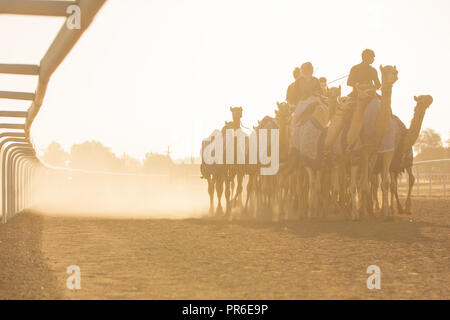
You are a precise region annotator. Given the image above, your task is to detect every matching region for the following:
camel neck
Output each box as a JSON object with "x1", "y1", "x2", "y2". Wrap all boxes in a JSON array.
[
  {"x1": 381, "y1": 84, "x2": 393, "y2": 113},
  {"x1": 409, "y1": 107, "x2": 426, "y2": 131},
  {"x1": 404, "y1": 105, "x2": 427, "y2": 151},
  {"x1": 381, "y1": 84, "x2": 392, "y2": 95}
]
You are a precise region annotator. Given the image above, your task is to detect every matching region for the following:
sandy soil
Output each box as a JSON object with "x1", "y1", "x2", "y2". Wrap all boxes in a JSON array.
[{"x1": 0, "y1": 198, "x2": 449, "y2": 300}]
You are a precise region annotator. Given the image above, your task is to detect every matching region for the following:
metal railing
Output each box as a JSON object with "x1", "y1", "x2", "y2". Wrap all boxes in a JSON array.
[
  {"x1": 398, "y1": 159, "x2": 450, "y2": 198},
  {"x1": 0, "y1": 0, "x2": 106, "y2": 223}
]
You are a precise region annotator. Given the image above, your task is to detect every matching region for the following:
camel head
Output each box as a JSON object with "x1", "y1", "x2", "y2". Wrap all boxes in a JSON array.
[
  {"x1": 230, "y1": 106, "x2": 243, "y2": 123},
  {"x1": 275, "y1": 101, "x2": 291, "y2": 126},
  {"x1": 354, "y1": 83, "x2": 376, "y2": 104},
  {"x1": 327, "y1": 86, "x2": 342, "y2": 103},
  {"x1": 414, "y1": 95, "x2": 433, "y2": 112},
  {"x1": 380, "y1": 65, "x2": 398, "y2": 86}
]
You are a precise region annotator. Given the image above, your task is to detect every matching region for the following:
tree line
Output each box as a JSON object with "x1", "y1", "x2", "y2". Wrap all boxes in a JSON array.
[{"x1": 41, "y1": 140, "x2": 177, "y2": 174}]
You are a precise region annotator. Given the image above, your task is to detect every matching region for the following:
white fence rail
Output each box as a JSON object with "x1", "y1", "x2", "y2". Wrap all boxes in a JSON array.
[{"x1": 398, "y1": 159, "x2": 450, "y2": 198}]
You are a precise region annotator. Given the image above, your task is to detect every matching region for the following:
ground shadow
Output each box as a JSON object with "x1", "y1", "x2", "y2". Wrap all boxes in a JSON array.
[
  {"x1": 186, "y1": 212, "x2": 447, "y2": 244},
  {"x1": 0, "y1": 211, "x2": 64, "y2": 299}
]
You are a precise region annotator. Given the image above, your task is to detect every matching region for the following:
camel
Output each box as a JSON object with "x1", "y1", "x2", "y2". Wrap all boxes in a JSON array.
[
  {"x1": 243, "y1": 102, "x2": 291, "y2": 221},
  {"x1": 222, "y1": 107, "x2": 247, "y2": 221},
  {"x1": 275, "y1": 87, "x2": 353, "y2": 221},
  {"x1": 372, "y1": 95, "x2": 433, "y2": 215},
  {"x1": 318, "y1": 66, "x2": 398, "y2": 221},
  {"x1": 246, "y1": 115, "x2": 279, "y2": 217},
  {"x1": 288, "y1": 95, "x2": 330, "y2": 219},
  {"x1": 201, "y1": 106, "x2": 246, "y2": 220},
  {"x1": 273, "y1": 102, "x2": 293, "y2": 221},
  {"x1": 345, "y1": 65, "x2": 398, "y2": 221}
]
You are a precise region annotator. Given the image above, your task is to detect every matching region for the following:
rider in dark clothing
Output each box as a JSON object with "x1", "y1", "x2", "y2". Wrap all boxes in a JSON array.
[
  {"x1": 286, "y1": 67, "x2": 301, "y2": 107},
  {"x1": 347, "y1": 49, "x2": 381, "y2": 97},
  {"x1": 296, "y1": 62, "x2": 322, "y2": 100}
]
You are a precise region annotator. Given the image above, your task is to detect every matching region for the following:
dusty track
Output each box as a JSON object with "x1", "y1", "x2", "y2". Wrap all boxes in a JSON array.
[{"x1": 0, "y1": 198, "x2": 449, "y2": 299}]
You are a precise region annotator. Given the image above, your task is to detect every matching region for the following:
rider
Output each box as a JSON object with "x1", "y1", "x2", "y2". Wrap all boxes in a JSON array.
[
  {"x1": 347, "y1": 49, "x2": 381, "y2": 97},
  {"x1": 291, "y1": 62, "x2": 325, "y2": 126},
  {"x1": 319, "y1": 77, "x2": 328, "y2": 96},
  {"x1": 286, "y1": 67, "x2": 302, "y2": 109},
  {"x1": 296, "y1": 62, "x2": 322, "y2": 101}
]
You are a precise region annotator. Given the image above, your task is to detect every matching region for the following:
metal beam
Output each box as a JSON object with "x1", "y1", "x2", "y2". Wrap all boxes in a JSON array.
[
  {"x1": 0, "y1": 123, "x2": 25, "y2": 130},
  {"x1": 26, "y1": 0, "x2": 107, "y2": 132},
  {"x1": 0, "y1": 0, "x2": 76, "y2": 17},
  {"x1": 0, "y1": 111, "x2": 28, "y2": 117},
  {"x1": 0, "y1": 91, "x2": 35, "y2": 101},
  {"x1": 0, "y1": 64, "x2": 39, "y2": 75}
]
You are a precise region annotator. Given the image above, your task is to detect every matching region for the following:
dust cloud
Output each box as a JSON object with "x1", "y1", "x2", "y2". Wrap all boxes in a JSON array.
[{"x1": 31, "y1": 168, "x2": 209, "y2": 219}]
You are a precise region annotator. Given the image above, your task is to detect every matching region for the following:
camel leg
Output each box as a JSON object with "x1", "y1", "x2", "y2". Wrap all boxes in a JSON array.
[
  {"x1": 359, "y1": 151, "x2": 371, "y2": 219},
  {"x1": 250, "y1": 175, "x2": 258, "y2": 218},
  {"x1": 244, "y1": 174, "x2": 253, "y2": 215},
  {"x1": 256, "y1": 176, "x2": 262, "y2": 216},
  {"x1": 381, "y1": 152, "x2": 393, "y2": 219},
  {"x1": 405, "y1": 167, "x2": 415, "y2": 215},
  {"x1": 276, "y1": 174, "x2": 285, "y2": 222},
  {"x1": 281, "y1": 176, "x2": 290, "y2": 221},
  {"x1": 215, "y1": 175, "x2": 224, "y2": 215},
  {"x1": 306, "y1": 168, "x2": 316, "y2": 219},
  {"x1": 230, "y1": 177, "x2": 236, "y2": 204},
  {"x1": 391, "y1": 172, "x2": 404, "y2": 214},
  {"x1": 224, "y1": 176, "x2": 232, "y2": 221},
  {"x1": 296, "y1": 166, "x2": 306, "y2": 219},
  {"x1": 350, "y1": 165, "x2": 359, "y2": 221},
  {"x1": 328, "y1": 169, "x2": 340, "y2": 215},
  {"x1": 315, "y1": 170, "x2": 323, "y2": 217},
  {"x1": 233, "y1": 173, "x2": 244, "y2": 210},
  {"x1": 338, "y1": 163, "x2": 348, "y2": 214},
  {"x1": 207, "y1": 175, "x2": 215, "y2": 216},
  {"x1": 390, "y1": 171, "x2": 404, "y2": 214},
  {"x1": 371, "y1": 173, "x2": 380, "y2": 212}
]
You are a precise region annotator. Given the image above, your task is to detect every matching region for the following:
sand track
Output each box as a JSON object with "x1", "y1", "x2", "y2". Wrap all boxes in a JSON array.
[{"x1": 0, "y1": 198, "x2": 449, "y2": 299}]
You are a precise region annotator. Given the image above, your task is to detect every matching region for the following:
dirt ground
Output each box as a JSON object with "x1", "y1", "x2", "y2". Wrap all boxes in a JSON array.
[{"x1": 0, "y1": 197, "x2": 449, "y2": 300}]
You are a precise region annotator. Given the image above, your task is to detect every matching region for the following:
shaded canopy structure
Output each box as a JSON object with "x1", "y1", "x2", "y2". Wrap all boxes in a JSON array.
[{"x1": 0, "y1": 0, "x2": 106, "y2": 223}]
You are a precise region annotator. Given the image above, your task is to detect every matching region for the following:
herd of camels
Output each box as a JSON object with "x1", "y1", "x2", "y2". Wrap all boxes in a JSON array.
[{"x1": 200, "y1": 65, "x2": 434, "y2": 222}]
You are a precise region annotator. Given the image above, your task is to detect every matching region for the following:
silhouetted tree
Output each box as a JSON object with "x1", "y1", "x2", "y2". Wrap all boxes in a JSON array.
[
  {"x1": 414, "y1": 129, "x2": 449, "y2": 162},
  {"x1": 414, "y1": 128, "x2": 443, "y2": 154},
  {"x1": 70, "y1": 140, "x2": 121, "y2": 172},
  {"x1": 120, "y1": 153, "x2": 142, "y2": 173},
  {"x1": 41, "y1": 141, "x2": 69, "y2": 167},
  {"x1": 142, "y1": 152, "x2": 174, "y2": 174}
]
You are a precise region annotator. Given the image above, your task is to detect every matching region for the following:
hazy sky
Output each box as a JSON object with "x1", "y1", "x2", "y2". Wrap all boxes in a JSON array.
[{"x1": 1, "y1": 0, "x2": 449, "y2": 160}]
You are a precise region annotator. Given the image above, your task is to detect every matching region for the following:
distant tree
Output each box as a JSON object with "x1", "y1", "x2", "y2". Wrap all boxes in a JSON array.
[
  {"x1": 41, "y1": 141, "x2": 68, "y2": 167},
  {"x1": 120, "y1": 153, "x2": 142, "y2": 173},
  {"x1": 414, "y1": 128, "x2": 443, "y2": 154},
  {"x1": 142, "y1": 152, "x2": 173, "y2": 174},
  {"x1": 70, "y1": 140, "x2": 121, "y2": 172}
]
